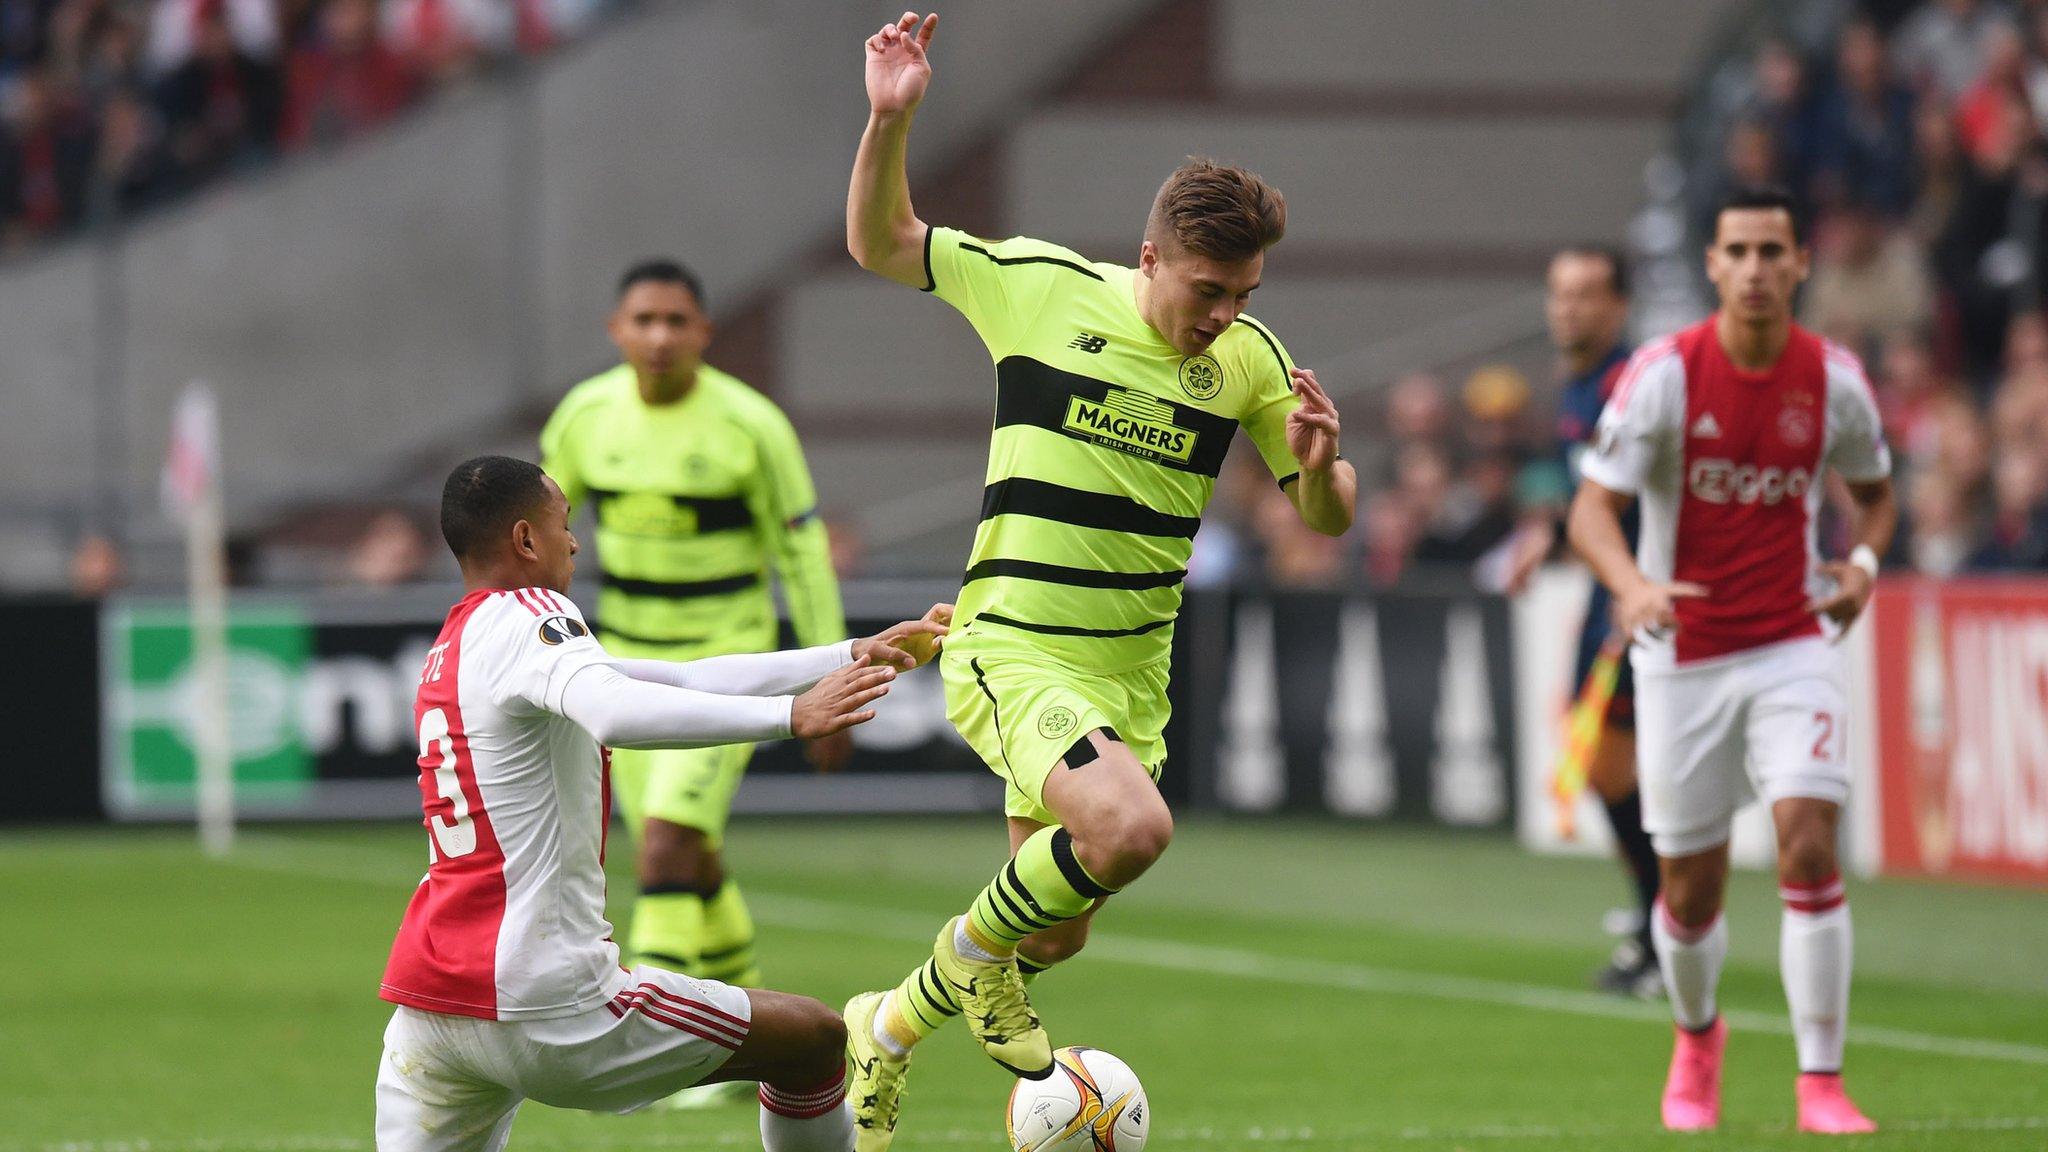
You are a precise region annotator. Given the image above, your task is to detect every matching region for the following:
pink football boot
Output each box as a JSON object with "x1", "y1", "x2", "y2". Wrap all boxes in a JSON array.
[
  {"x1": 1661, "y1": 1018, "x2": 1726, "y2": 1131},
  {"x1": 1796, "y1": 1073, "x2": 1877, "y2": 1134}
]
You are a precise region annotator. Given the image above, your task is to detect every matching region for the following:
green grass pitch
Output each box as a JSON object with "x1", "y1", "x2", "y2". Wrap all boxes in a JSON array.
[{"x1": 1, "y1": 817, "x2": 2043, "y2": 1150}]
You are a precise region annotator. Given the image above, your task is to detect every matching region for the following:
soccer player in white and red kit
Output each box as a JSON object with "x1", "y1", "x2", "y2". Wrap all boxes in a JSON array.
[
  {"x1": 1568, "y1": 188, "x2": 1897, "y2": 1135},
  {"x1": 375, "y1": 455, "x2": 948, "y2": 1152}
]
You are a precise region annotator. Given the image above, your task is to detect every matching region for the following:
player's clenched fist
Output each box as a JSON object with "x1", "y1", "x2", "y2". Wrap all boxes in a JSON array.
[
  {"x1": 791, "y1": 656, "x2": 894, "y2": 738},
  {"x1": 866, "y1": 11, "x2": 938, "y2": 115}
]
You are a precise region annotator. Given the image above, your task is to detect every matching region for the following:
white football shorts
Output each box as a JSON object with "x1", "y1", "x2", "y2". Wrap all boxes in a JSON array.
[
  {"x1": 374, "y1": 964, "x2": 753, "y2": 1152},
  {"x1": 1633, "y1": 636, "x2": 1851, "y2": 857}
]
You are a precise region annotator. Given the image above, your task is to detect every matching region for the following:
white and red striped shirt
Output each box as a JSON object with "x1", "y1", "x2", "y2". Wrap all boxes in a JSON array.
[
  {"x1": 1581, "y1": 318, "x2": 1891, "y2": 669},
  {"x1": 380, "y1": 587, "x2": 626, "y2": 1020}
]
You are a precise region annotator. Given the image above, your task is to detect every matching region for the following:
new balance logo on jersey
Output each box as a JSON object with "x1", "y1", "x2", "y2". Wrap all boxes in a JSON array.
[
  {"x1": 1068, "y1": 333, "x2": 1107, "y2": 354},
  {"x1": 1688, "y1": 459, "x2": 1811, "y2": 505},
  {"x1": 1691, "y1": 412, "x2": 1722, "y2": 439}
]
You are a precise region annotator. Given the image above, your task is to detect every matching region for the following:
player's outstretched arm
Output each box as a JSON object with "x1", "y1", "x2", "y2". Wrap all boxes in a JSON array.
[
  {"x1": 558, "y1": 659, "x2": 892, "y2": 749},
  {"x1": 848, "y1": 11, "x2": 938, "y2": 287},
  {"x1": 615, "y1": 643, "x2": 855, "y2": 698},
  {"x1": 1282, "y1": 368, "x2": 1357, "y2": 536},
  {"x1": 1568, "y1": 479, "x2": 1705, "y2": 636},
  {"x1": 613, "y1": 604, "x2": 947, "y2": 701}
]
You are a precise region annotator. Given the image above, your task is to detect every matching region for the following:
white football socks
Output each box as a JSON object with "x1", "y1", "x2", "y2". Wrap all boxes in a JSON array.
[
  {"x1": 872, "y1": 999, "x2": 910, "y2": 1060},
  {"x1": 759, "y1": 1070, "x2": 853, "y2": 1152},
  {"x1": 1652, "y1": 898, "x2": 1728, "y2": 1032},
  {"x1": 1780, "y1": 875, "x2": 1852, "y2": 1073},
  {"x1": 954, "y1": 919, "x2": 1005, "y2": 964}
]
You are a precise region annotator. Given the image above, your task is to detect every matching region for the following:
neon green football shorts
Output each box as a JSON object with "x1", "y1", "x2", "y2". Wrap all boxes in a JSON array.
[
  {"x1": 940, "y1": 631, "x2": 1169, "y2": 826},
  {"x1": 600, "y1": 627, "x2": 773, "y2": 849},
  {"x1": 610, "y1": 741, "x2": 756, "y2": 849}
]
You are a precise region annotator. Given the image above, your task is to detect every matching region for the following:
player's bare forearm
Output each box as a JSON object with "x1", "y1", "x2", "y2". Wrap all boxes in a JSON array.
[
  {"x1": 1843, "y1": 477, "x2": 1897, "y2": 560},
  {"x1": 1290, "y1": 459, "x2": 1356, "y2": 536},
  {"x1": 1567, "y1": 481, "x2": 1647, "y2": 598},
  {"x1": 847, "y1": 111, "x2": 928, "y2": 286}
]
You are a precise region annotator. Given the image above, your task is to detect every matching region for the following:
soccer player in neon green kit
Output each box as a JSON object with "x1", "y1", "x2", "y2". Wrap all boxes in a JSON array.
[
  {"x1": 839, "y1": 13, "x2": 1356, "y2": 1147},
  {"x1": 541, "y1": 261, "x2": 848, "y2": 1106}
]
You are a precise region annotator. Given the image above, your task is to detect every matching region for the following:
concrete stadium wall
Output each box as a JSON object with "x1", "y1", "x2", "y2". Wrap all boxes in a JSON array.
[
  {"x1": 0, "y1": 0, "x2": 1160, "y2": 532},
  {"x1": 1218, "y1": 0, "x2": 1741, "y2": 91}
]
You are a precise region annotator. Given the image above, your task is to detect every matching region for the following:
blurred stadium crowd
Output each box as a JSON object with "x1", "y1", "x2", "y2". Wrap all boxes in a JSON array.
[
  {"x1": 17, "y1": 0, "x2": 2048, "y2": 597},
  {"x1": 1682, "y1": 0, "x2": 2048, "y2": 575},
  {"x1": 0, "y1": 0, "x2": 607, "y2": 250}
]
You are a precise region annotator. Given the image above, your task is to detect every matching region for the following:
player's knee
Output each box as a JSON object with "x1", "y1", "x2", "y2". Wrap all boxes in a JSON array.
[
  {"x1": 1659, "y1": 867, "x2": 1724, "y2": 927},
  {"x1": 1094, "y1": 803, "x2": 1172, "y2": 884},
  {"x1": 786, "y1": 999, "x2": 848, "y2": 1082},
  {"x1": 1776, "y1": 824, "x2": 1838, "y2": 886}
]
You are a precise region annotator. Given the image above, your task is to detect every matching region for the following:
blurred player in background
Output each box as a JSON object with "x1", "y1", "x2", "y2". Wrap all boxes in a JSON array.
[
  {"x1": 541, "y1": 262, "x2": 846, "y2": 1106},
  {"x1": 840, "y1": 12, "x2": 1355, "y2": 1149},
  {"x1": 1506, "y1": 245, "x2": 1663, "y2": 999},
  {"x1": 377, "y1": 454, "x2": 946, "y2": 1152},
  {"x1": 1569, "y1": 187, "x2": 1896, "y2": 1134}
]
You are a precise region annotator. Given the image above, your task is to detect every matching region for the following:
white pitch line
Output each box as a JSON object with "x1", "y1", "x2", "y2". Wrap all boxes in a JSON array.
[
  {"x1": 215, "y1": 843, "x2": 2048, "y2": 1068},
  {"x1": 14, "y1": 1116, "x2": 2048, "y2": 1152},
  {"x1": 746, "y1": 892, "x2": 2048, "y2": 1067}
]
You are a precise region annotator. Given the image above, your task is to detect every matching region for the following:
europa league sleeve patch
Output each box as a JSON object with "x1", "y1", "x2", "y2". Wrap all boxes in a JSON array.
[{"x1": 538, "y1": 615, "x2": 590, "y2": 646}]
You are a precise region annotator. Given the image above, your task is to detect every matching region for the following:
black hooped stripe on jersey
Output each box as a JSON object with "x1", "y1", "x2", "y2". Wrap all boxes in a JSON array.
[
  {"x1": 979, "y1": 477, "x2": 1200, "y2": 539},
  {"x1": 598, "y1": 624, "x2": 712, "y2": 647},
  {"x1": 582, "y1": 488, "x2": 755, "y2": 533},
  {"x1": 962, "y1": 558, "x2": 1187, "y2": 592},
  {"x1": 993, "y1": 357, "x2": 1238, "y2": 478},
  {"x1": 958, "y1": 241, "x2": 1105, "y2": 283},
  {"x1": 602, "y1": 571, "x2": 763, "y2": 599},
  {"x1": 974, "y1": 612, "x2": 1175, "y2": 639}
]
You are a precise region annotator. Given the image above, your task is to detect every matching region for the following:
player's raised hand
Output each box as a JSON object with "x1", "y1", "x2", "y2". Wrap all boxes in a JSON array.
[
  {"x1": 1807, "y1": 560, "x2": 1874, "y2": 627},
  {"x1": 865, "y1": 11, "x2": 937, "y2": 116},
  {"x1": 854, "y1": 602, "x2": 952, "y2": 670},
  {"x1": 791, "y1": 655, "x2": 894, "y2": 739},
  {"x1": 1615, "y1": 579, "x2": 1708, "y2": 639},
  {"x1": 1286, "y1": 368, "x2": 1341, "y2": 472}
]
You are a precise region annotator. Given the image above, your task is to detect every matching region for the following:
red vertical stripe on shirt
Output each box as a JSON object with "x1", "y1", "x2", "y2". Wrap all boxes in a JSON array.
[{"x1": 379, "y1": 590, "x2": 511, "y2": 1019}]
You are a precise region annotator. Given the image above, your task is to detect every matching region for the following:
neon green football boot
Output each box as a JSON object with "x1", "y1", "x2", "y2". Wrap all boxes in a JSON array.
[
  {"x1": 931, "y1": 916, "x2": 1052, "y2": 1078},
  {"x1": 843, "y1": 991, "x2": 912, "y2": 1151}
]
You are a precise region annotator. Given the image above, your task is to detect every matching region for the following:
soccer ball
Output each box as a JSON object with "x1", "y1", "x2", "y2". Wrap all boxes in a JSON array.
[{"x1": 1006, "y1": 1046, "x2": 1149, "y2": 1151}]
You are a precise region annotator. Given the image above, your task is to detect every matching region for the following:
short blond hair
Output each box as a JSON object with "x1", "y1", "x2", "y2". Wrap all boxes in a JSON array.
[{"x1": 1145, "y1": 158, "x2": 1287, "y2": 262}]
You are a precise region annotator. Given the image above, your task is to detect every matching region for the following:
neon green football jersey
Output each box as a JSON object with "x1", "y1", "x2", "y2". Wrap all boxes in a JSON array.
[
  {"x1": 540, "y1": 363, "x2": 844, "y2": 657},
  {"x1": 925, "y1": 225, "x2": 1304, "y2": 672}
]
